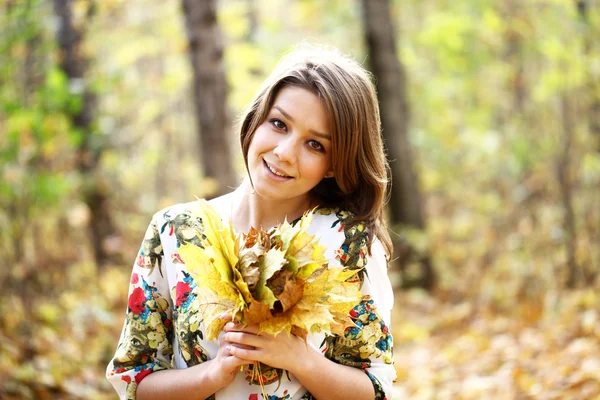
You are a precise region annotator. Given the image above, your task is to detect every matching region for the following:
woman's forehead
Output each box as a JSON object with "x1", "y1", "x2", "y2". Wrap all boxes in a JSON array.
[{"x1": 270, "y1": 86, "x2": 331, "y2": 134}]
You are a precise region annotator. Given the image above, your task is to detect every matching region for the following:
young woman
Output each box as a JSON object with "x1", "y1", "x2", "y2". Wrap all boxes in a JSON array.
[{"x1": 107, "y1": 45, "x2": 396, "y2": 400}]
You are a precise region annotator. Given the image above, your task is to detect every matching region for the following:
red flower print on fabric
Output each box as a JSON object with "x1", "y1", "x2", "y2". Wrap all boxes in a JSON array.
[
  {"x1": 131, "y1": 273, "x2": 139, "y2": 284},
  {"x1": 175, "y1": 281, "x2": 192, "y2": 307},
  {"x1": 128, "y1": 287, "x2": 146, "y2": 314},
  {"x1": 135, "y1": 368, "x2": 152, "y2": 384},
  {"x1": 249, "y1": 394, "x2": 258, "y2": 400}
]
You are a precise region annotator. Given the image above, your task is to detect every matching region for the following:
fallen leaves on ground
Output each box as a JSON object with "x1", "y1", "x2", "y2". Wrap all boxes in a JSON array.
[
  {"x1": 1, "y1": 263, "x2": 599, "y2": 399},
  {"x1": 391, "y1": 288, "x2": 600, "y2": 400}
]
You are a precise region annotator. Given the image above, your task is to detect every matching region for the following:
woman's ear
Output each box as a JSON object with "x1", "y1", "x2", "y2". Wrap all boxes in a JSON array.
[{"x1": 324, "y1": 170, "x2": 335, "y2": 178}]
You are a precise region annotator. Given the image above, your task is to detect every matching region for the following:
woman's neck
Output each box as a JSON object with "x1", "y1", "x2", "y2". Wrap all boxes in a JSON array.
[{"x1": 231, "y1": 178, "x2": 312, "y2": 232}]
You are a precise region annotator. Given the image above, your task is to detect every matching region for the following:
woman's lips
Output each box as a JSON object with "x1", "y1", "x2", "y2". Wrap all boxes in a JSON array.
[{"x1": 263, "y1": 159, "x2": 293, "y2": 180}]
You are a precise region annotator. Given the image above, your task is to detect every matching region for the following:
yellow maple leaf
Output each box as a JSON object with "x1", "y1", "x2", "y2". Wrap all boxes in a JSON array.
[
  {"x1": 277, "y1": 219, "x2": 301, "y2": 251},
  {"x1": 257, "y1": 312, "x2": 294, "y2": 336},
  {"x1": 253, "y1": 266, "x2": 362, "y2": 338},
  {"x1": 178, "y1": 243, "x2": 244, "y2": 341},
  {"x1": 254, "y1": 247, "x2": 287, "y2": 308},
  {"x1": 300, "y1": 267, "x2": 363, "y2": 334},
  {"x1": 192, "y1": 200, "x2": 239, "y2": 276},
  {"x1": 286, "y1": 229, "x2": 314, "y2": 259},
  {"x1": 220, "y1": 220, "x2": 240, "y2": 267}
]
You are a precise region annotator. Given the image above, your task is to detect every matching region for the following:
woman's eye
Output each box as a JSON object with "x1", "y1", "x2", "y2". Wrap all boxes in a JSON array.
[
  {"x1": 271, "y1": 119, "x2": 286, "y2": 131},
  {"x1": 308, "y1": 140, "x2": 324, "y2": 151}
]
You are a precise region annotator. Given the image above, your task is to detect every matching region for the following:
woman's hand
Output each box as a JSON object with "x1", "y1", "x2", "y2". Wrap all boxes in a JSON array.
[
  {"x1": 136, "y1": 329, "x2": 255, "y2": 400},
  {"x1": 207, "y1": 322, "x2": 254, "y2": 389},
  {"x1": 222, "y1": 322, "x2": 315, "y2": 373}
]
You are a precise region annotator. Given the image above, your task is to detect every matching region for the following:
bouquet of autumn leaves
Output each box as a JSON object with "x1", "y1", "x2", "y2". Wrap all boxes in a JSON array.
[{"x1": 178, "y1": 200, "x2": 363, "y2": 343}]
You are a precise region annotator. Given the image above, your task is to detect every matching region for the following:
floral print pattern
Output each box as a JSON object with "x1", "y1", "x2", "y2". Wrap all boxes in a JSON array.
[
  {"x1": 248, "y1": 392, "x2": 291, "y2": 400},
  {"x1": 137, "y1": 219, "x2": 163, "y2": 276},
  {"x1": 111, "y1": 275, "x2": 173, "y2": 398},
  {"x1": 320, "y1": 295, "x2": 393, "y2": 399},
  {"x1": 171, "y1": 270, "x2": 209, "y2": 366},
  {"x1": 107, "y1": 199, "x2": 395, "y2": 399},
  {"x1": 321, "y1": 208, "x2": 369, "y2": 284}
]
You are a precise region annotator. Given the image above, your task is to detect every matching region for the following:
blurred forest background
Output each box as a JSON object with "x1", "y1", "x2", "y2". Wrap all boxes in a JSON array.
[{"x1": 1, "y1": 0, "x2": 599, "y2": 398}]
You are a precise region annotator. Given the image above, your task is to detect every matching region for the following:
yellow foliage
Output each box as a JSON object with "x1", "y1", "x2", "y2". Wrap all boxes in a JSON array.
[
  {"x1": 180, "y1": 200, "x2": 363, "y2": 341},
  {"x1": 178, "y1": 243, "x2": 245, "y2": 340}
]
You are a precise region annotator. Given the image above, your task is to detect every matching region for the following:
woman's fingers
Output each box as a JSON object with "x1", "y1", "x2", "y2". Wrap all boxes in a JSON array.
[
  {"x1": 219, "y1": 310, "x2": 233, "y2": 322},
  {"x1": 224, "y1": 352, "x2": 252, "y2": 368},
  {"x1": 230, "y1": 343, "x2": 255, "y2": 350},
  {"x1": 228, "y1": 344, "x2": 257, "y2": 361},
  {"x1": 223, "y1": 322, "x2": 260, "y2": 334},
  {"x1": 224, "y1": 331, "x2": 263, "y2": 348},
  {"x1": 220, "y1": 332, "x2": 255, "y2": 351},
  {"x1": 217, "y1": 343, "x2": 252, "y2": 377}
]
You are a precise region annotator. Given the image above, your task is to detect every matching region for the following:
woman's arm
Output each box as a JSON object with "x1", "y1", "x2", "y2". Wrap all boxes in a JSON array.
[
  {"x1": 136, "y1": 361, "x2": 219, "y2": 400},
  {"x1": 136, "y1": 338, "x2": 251, "y2": 400},
  {"x1": 105, "y1": 214, "x2": 176, "y2": 398},
  {"x1": 106, "y1": 211, "x2": 252, "y2": 399},
  {"x1": 293, "y1": 346, "x2": 375, "y2": 400}
]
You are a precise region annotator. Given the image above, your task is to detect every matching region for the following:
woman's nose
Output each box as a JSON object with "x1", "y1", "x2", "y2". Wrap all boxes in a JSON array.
[{"x1": 273, "y1": 135, "x2": 297, "y2": 163}]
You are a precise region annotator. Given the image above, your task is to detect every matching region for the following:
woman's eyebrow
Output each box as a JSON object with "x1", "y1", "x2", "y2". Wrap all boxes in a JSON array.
[{"x1": 273, "y1": 105, "x2": 331, "y2": 141}]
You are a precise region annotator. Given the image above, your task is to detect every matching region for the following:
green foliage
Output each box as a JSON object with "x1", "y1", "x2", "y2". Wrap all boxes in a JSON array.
[
  {"x1": 0, "y1": 0, "x2": 84, "y2": 268},
  {"x1": 0, "y1": 0, "x2": 599, "y2": 398}
]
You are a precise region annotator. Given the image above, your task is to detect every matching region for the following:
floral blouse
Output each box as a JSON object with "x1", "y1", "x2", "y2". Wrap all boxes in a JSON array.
[{"x1": 106, "y1": 194, "x2": 396, "y2": 399}]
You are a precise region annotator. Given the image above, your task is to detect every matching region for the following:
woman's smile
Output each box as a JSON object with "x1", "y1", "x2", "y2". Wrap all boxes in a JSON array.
[{"x1": 263, "y1": 159, "x2": 293, "y2": 180}]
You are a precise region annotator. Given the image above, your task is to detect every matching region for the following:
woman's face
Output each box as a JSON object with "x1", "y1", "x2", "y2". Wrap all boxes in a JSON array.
[{"x1": 247, "y1": 86, "x2": 333, "y2": 204}]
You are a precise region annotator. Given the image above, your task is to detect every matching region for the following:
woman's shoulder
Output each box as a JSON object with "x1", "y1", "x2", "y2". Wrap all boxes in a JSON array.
[
  {"x1": 313, "y1": 207, "x2": 389, "y2": 296},
  {"x1": 313, "y1": 207, "x2": 367, "y2": 240},
  {"x1": 150, "y1": 193, "x2": 234, "y2": 224},
  {"x1": 311, "y1": 207, "x2": 372, "y2": 271}
]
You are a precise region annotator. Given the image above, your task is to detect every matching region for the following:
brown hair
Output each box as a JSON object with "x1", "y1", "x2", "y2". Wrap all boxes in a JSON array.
[{"x1": 238, "y1": 45, "x2": 392, "y2": 258}]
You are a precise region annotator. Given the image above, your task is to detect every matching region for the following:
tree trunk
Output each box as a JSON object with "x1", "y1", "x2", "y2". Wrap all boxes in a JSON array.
[
  {"x1": 577, "y1": 0, "x2": 600, "y2": 152},
  {"x1": 501, "y1": 0, "x2": 526, "y2": 116},
  {"x1": 576, "y1": 0, "x2": 599, "y2": 284},
  {"x1": 557, "y1": 96, "x2": 579, "y2": 288},
  {"x1": 361, "y1": 0, "x2": 433, "y2": 289},
  {"x1": 246, "y1": 0, "x2": 258, "y2": 42},
  {"x1": 52, "y1": 0, "x2": 118, "y2": 267},
  {"x1": 361, "y1": 0, "x2": 425, "y2": 229},
  {"x1": 181, "y1": 0, "x2": 237, "y2": 197}
]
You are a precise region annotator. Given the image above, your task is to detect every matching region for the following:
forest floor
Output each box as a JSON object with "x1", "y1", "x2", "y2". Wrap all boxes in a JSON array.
[
  {"x1": 390, "y1": 288, "x2": 600, "y2": 400},
  {"x1": 1, "y1": 265, "x2": 599, "y2": 399}
]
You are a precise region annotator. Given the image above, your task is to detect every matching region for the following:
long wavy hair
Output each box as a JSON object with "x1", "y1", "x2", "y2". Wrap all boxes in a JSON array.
[{"x1": 238, "y1": 45, "x2": 392, "y2": 258}]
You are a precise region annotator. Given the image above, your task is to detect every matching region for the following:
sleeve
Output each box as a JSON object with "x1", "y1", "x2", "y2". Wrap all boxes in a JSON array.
[
  {"x1": 106, "y1": 213, "x2": 175, "y2": 400},
  {"x1": 354, "y1": 239, "x2": 396, "y2": 399},
  {"x1": 323, "y1": 218, "x2": 396, "y2": 400}
]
